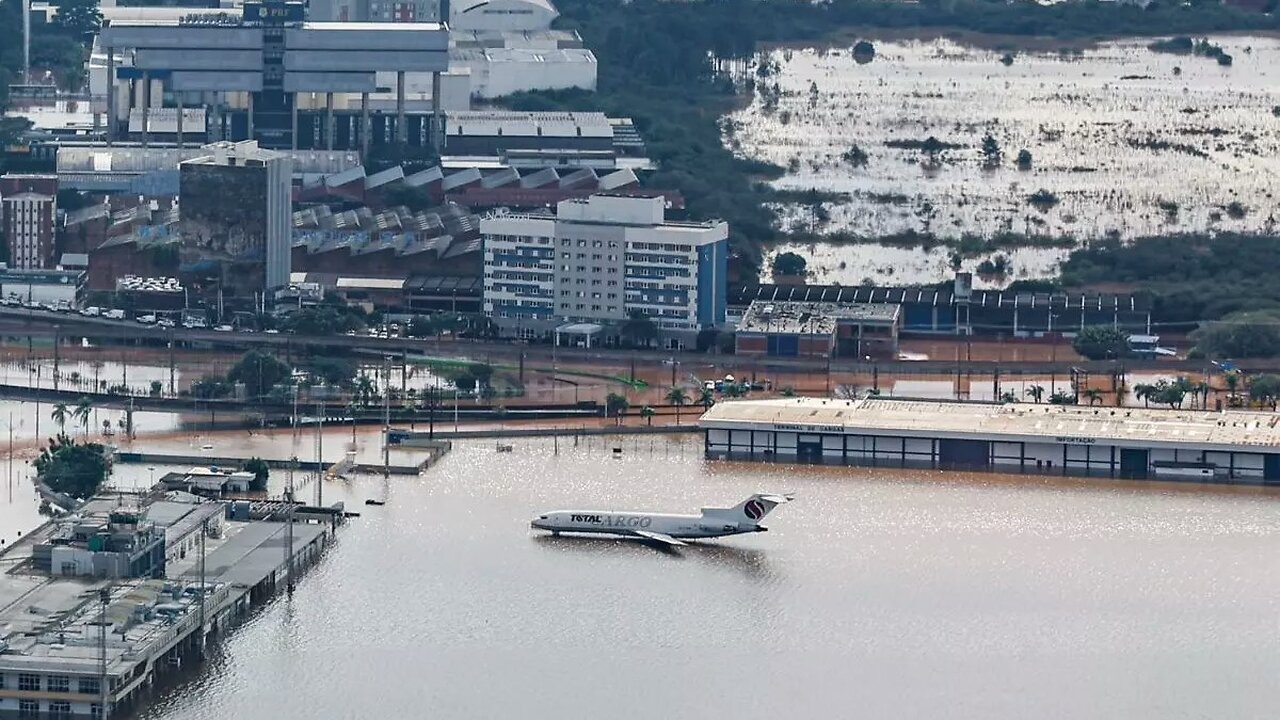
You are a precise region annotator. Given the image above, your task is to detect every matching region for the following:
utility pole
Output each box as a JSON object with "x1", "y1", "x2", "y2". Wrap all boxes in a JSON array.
[
  {"x1": 52, "y1": 325, "x2": 59, "y2": 391},
  {"x1": 198, "y1": 517, "x2": 207, "y2": 658},
  {"x1": 314, "y1": 401, "x2": 323, "y2": 508},
  {"x1": 7, "y1": 413, "x2": 12, "y2": 503},
  {"x1": 286, "y1": 456, "x2": 296, "y2": 596},
  {"x1": 382, "y1": 355, "x2": 391, "y2": 478},
  {"x1": 168, "y1": 332, "x2": 176, "y2": 395},
  {"x1": 98, "y1": 586, "x2": 110, "y2": 720}
]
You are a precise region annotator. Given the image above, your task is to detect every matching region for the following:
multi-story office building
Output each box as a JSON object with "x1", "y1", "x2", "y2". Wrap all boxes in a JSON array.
[
  {"x1": 481, "y1": 194, "x2": 727, "y2": 341},
  {"x1": 96, "y1": 1, "x2": 449, "y2": 153},
  {"x1": 0, "y1": 174, "x2": 58, "y2": 269},
  {"x1": 178, "y1": 141, "x2": 292, "y2": 298}
]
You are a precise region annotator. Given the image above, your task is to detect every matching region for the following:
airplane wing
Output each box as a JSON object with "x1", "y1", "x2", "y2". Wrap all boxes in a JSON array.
[{"x1": 632, "y1": 530, "x2": 686, "y2": 547}]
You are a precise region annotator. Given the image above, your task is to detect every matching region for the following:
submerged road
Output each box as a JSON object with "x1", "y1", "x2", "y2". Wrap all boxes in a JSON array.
[{"x1": 0, "y1": 306, "x2": 1260, "y2": 376}]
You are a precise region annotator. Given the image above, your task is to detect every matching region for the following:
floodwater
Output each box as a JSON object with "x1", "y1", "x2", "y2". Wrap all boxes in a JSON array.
[
  {"x1": 729, "y1": 36, "x2": 1280, "y2": 286},
  {"x1": 57, "y1": 433, "x2": 1274, "y2": 719}
]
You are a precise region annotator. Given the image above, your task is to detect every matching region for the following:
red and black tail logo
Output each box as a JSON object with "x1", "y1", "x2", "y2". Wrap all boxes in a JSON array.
[{"x1": 743, "y1": 499, "x2": 765, "y2": 521}]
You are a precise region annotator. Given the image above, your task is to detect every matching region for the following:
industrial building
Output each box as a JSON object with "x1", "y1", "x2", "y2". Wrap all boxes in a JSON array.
[
  {"x1": 96, "y1": 2, "x2": 450, "y2": 153},
  {"x1": 735, "y1": 300, "x2": 901, "y2": 359},
  {"x1": 0, "y1": 267, "x2": 85, "y2": 306},
  {"x1": 732, "y1": 276, "x2": 1152, "y2": 336},
  {"x1": 178, "y1": 140, "x2": 292, "y2": 297},
  {"x1": 0, "y1": 174, "x2": 58, "y2": 269},
  {"x1": 701, "y1": 397, "x2": 1280, "y2": 483},
  {"x1": 481, "y1": 193, "x2": 728, "y2": 341}
]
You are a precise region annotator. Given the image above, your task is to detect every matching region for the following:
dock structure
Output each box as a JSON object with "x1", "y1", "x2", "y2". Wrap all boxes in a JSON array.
[
  {"x1": 0, "y1": 494, "x2": 341, "y2": 718},
  {"x1": 700, "y1": 397, "x2": 1280, "y2": 483}
]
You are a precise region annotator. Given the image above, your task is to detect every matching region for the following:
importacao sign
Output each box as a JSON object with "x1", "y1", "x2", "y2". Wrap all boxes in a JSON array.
[{"x1": 1055, "y1": 436, "x2": 1096, "y2": 444}]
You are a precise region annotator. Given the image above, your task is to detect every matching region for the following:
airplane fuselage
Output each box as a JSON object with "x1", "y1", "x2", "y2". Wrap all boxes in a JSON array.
[{"x1": 531, "y1": 510, "x2": 760, "y2": 540}]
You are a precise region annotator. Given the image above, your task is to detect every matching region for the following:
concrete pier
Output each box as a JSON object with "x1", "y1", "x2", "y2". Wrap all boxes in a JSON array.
[{"x1": 0, "y1": 494, "x2": 344, "y2": 718}]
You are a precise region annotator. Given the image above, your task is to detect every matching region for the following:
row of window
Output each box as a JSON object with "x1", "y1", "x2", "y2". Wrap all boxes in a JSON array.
[
  {"x1": 2, "y1": 673, "x2": 100, "y2": 693},
  {"x1": 628, "y1": 242, "x2": 694, "y2": 253},
  {"x1": 557, "y1": 303, "x2": 622, "y2": 313},
  {"x1": 560, "y1": 252, "x2": 619, "y2": 262},
  {"x1": 15, "y1": 700, "x2": 100, "y2": 719},
  {"x1": 625, "y1": 254, "x2": 693, "y2": 265},
  {"x1": 558, "y1": 291, "x2": 619, "y2": 300}
]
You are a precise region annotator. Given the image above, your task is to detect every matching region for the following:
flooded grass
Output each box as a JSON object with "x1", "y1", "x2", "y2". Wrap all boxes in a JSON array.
[{"x1": 730, "y1": 36, "x2": 1280, "y2": 286}]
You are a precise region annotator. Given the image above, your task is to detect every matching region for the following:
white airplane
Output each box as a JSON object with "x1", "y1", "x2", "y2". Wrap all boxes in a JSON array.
[{"x1": 530, "y1": 493, "x2": 793, "y2": 547}]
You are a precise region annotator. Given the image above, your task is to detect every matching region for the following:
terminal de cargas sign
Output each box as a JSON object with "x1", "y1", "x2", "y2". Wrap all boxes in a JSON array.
[{"x1": 774, "y1": 423, "x2": 844, "y2": 433}]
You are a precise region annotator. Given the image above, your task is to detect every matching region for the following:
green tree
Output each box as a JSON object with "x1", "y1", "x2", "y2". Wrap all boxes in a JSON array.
[
  {"x1": 620, "y1": 310, "x2": 659, "y2": 349},
  {"x1": 1081, "y1": 388, "x2": 1103, "y2": 406},
  {"x1": 780, "y1": 386, "x2": 797, "y2": 397},
  {"x1": 52, "y1": 0, "x2": 102, "y2": 40},
  {"x1": 606, "y1": 392, "x2": 629, "y2": 425},
  {"x1": 73, "y1": 397, "x2": 92, "y2": 437},
  {"x1": 34, "y1": 435, "x2": 109, "y2": 499},
  {"x1": 242, "y1": 458, "x2": 269, "y2": 491},
  {"x1": 700, "y1": 388, "x2": 715, "y2": 408},
  {"x1": 981, "y1": 133, "x2": 1002, "y2": 168},
  {"x1": 228, "y1": 350, "x2": 292, "y2": 399},
  {"x1": 1025, "y1": 385, "x2": 1045, "y2": 403},
  {"x1": 1192, "y1": 311, "x2": 1280, "y2": 358},
  {"x1": 1049, "y1": 390, "x2": 1075, "y2": 405},
  {"x1": 641, "y1": 405, "x2": 656, "y2": 426},
  {"x1": 453, "y1": 373, "x2": 477, "y2": 393},
  {"x1": 306, "y1": 356, "x2": 357, "y2": 387},
  {"x1": 191, "y1": 375, "x2": 231, "y2": 399},
  {"x1": 999, "y1": 390, "x2": 1018, "y2": 403},
  {"x1": 772, "y1": 252, "x2": 807, "y2": 277},
  {"x1": 666, "y1": 387, "x2": 689, "y2": 423},
  {"x1": 1016, "y1": 149, "x2": 1033, "y2": 170},
  {"x1": 149, "y1": 380, "x2": 163, "y2": 397},
  {"x1": 1224, "y1": 371, "x2": 1241, "y2": 400},
  {"x1": 51, "y1": 403, "x2": 69, "y2": 432},
  {"x1": 1133, "y1": 383, "x2": 1154, "y2": 408},
  {"x1": 353, "y1": 375, "x2": 379, "y2": 405},
  {"x1": 469, "y1": 363, "x2": 495, "y2": 389},
  {"x1": 1073, "y1": 326, "x2": 1131, "y2": 361},
  {"x1": 1248, "y1": 374, "x2": 1280, "y2": 410}
]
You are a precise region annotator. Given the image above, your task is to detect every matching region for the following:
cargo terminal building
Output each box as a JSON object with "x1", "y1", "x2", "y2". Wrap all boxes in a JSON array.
[{"x1": 700, "y1": 397, "x2": 1280, "y2": 483}]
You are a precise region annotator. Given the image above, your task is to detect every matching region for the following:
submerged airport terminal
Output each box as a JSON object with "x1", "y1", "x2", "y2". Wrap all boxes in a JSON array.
[{"x1": 700, "y1": 397, "x2": 1280, "y2": 483}]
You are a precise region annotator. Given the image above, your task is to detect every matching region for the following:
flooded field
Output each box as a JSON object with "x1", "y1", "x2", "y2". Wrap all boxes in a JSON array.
[{"x1": 727, "y1": 35, "x2": 1280, "y2": 286}]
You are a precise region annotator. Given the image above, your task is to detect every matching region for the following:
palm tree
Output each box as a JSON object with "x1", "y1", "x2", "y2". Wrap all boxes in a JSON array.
[
  {"x1": 1194, "y1": 381, "x2": 1211, "y2": 410},
  {"x1": 605, "y1": 393, "x2": 629, "y2": 425},
  {"x1": 1025, "y1": 385, "x2": 1045, "y2": 403},
  {"x1": 73, "y1": 397, "x2": 93, "y2": 437},
  {"x1": 1082, "y1": 388, "x2": 1103, "y2": 406},
  {"x1": 51, "y1": 403, "x2": 69, "y2": 434},
  {"x1": 666, "y1": 387, "x2": 689, "y2": 423},
  {"x1": 641, "y1": 406, "x2": 655, "y2": 426},
  {"x1": 1133, "y1": 383, "x2": 1153, "y2": 408},
  {"x1": 699, "y1": 388, "x2": 715, "y2": 409},
  {"x1": 780, "y1": 386, "x2": 797, "y2": 397},
  {"x1": 353, "y1": 375, "x2": 377, "y2": 406},
  {"x1": 999, "y1": 390, "x2": 1018, "y2": 404},
  {"x1": 1224, "y1": 371, "x2": 1241, "y2": 401}
]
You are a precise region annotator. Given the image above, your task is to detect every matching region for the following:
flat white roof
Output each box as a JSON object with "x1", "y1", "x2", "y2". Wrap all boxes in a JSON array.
[{"x1": 700, "y1": 397, "x2": 1280, "y2": 451}]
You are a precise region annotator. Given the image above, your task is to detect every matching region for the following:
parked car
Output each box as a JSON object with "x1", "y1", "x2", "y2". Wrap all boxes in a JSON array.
[
  {"x1": 214, "y1": 324, "x2": 233, "y2": 332},
  {"x1": 137, "y1": 314, "x2": 156, "y2": 324},
  {"x1": 80, "y1": 306, "x2": 101, "y2": 317},
  {"x1": 103, "y1": 309, "x2": 126, "y2": 320}
]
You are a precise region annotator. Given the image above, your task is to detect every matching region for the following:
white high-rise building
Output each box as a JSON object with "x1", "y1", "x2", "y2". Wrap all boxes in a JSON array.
[{"x1": 482, "y1": 194, "x2": 728, "y2": 340}]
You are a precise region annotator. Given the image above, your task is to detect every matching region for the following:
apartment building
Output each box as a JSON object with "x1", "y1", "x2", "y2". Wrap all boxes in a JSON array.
[{"x1": 481, "y1": 194, "x2": 727, "y2": 342}]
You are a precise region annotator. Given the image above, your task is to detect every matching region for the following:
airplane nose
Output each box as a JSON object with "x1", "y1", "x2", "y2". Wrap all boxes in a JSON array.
[{"x1": 530, "y1": 519, "x2": 545, "y2": 530}]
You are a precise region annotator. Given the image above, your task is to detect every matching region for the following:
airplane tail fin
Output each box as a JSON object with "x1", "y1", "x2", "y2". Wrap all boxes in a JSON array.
[{"x1": 705, "y1": 493, "x2": 793, "y2": 525}]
